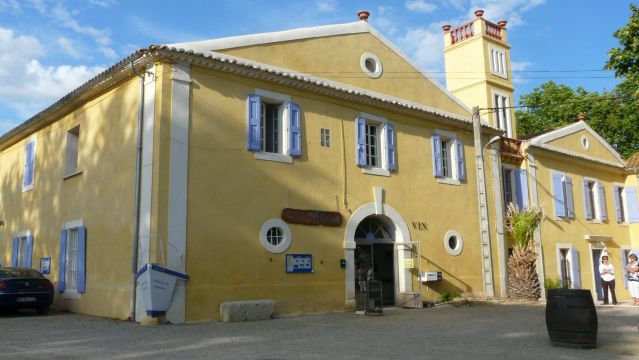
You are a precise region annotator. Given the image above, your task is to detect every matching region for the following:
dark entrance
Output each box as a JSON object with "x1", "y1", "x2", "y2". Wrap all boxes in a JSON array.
[{"x1": 354, "y1": 216, "x2": 395, "y2": 305}]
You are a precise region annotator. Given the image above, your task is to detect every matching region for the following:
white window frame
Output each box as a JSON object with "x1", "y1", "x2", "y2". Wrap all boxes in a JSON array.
[
  {"x1": 253, "y1": 89, "x2": 292, "y2": 164},
  {"x1": 444, "y1": 230, "x2": 464, "y2": 256},
  {"x1": 489, "y1": 45, "x2": 508, "y2": 79},
  {"x1": 15, "y1": 230, "x2": 30, "y2": 268},
  {"x1": 63, "y1": 219, "x2": 83, "y2": 299},
  {"x1": 556, "y1": 244, "x2": 573, "y2": 289},
  {"x1": 583, "y1": 177, "x2": 603, "y2": 222},
  {"x1": 64, "y1": 125, "x2": 81, "y2": 178},
  {"x1": 360, "y1": 112, "x2": 390, "y2": 177},
  {"x1": 22, "y1": 137, "x2": 36, "y2": 192},
  {"x1": 434, "y1": 129, "x2": 461, "y2": 185},
  {"x1": 259, "y1": 219, "x2": 292, "y2": 254},
  {"x1": 360, "y1": 52, "x2": 383, "y2": 79},
  {"x1": 613, "y1": 182, "x2": 629, "y2": 224},
  {"x1": 492, "y1": 90, "x2": 512, "y2": 138},
  {"x1": 320, "y1": 128, "x2": 330, "y2": 148}
]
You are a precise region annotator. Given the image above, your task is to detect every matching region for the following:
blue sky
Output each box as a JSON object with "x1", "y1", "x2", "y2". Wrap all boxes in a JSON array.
[{"x1": 0, "y1": 0, "x2": 633, "y2": 134}]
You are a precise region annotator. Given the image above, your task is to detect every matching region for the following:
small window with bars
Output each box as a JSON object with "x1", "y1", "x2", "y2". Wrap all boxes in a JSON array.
[
  {"x1": 65, "y1": 228, "x2": 80, "y2": 292},
  {"x1": 320, "y1": 128, "x2": 330, "y2": 147}
]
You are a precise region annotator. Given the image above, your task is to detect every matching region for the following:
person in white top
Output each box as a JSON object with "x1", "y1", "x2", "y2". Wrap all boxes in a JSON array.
[
  {"x1": 599, "y1": 256, "x2": 618, "y2": 305},
  {"x1": 626, "y1": 253, "x2": 639, "y2": 306}
]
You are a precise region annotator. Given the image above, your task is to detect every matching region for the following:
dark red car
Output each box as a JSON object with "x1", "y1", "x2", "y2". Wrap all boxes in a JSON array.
[{"x1": 0, "y1": 267, "x2": 54, "y2": 314}]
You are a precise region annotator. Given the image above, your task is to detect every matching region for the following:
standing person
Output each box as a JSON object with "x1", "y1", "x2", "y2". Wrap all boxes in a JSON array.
[
  {"x1": 599, "y1": 256, "x2": 618, "y2": 305},
  {"x1": 626, "y1": 253, "x2": 639, "y2": 305}
]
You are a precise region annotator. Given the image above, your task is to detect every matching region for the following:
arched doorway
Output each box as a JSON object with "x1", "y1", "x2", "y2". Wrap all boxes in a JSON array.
[{"x1": 354, "y1": 216, "x2": 395, "y2": 304}]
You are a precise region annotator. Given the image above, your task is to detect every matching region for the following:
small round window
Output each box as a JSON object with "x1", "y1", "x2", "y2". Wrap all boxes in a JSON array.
[
  {"x1": 360, "y1": 52, "x2": 383, "y2": 79},
  {"x1": 581, "y1": 135, "x2": 590, "y2": 150},
  {"x1": 444, "y1": 230, "x2": 464, "y2": 256},
  {"x1": 260, "y1": 219, "x2": 292, "y2": 253}
]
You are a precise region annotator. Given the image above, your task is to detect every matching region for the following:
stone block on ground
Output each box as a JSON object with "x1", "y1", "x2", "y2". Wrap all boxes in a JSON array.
[{"x1": 220, "y1": 300, "x2": 276, "y2": 322}]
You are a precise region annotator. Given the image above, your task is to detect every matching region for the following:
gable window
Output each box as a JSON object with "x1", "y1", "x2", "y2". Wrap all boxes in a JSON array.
[
  {"x1": 615, "y1": 185, "x2": 639, "y2": 223},
  {"x1": 59, "y1": 221, "x2": 87, "y2": 298},
  {"x1": 320, "y1": 128, "x2": 330, "y2": 148},
  {"x1": 246, "y1": 89, "x2": 302, "y2": 163},
  {"x1": 432, "y1": 131, "x2": 465, "y2": 185},
  {"x1": 493, "y1": 92, "x2": 512, "y2": 137},
  {"x1": 22, "y1": 138, "x2": 36, "y2": 192},
  {"x1": 11, "y1": 232, "x2": 33, "y2": 268},
  {"x1": 355, "y1": 113, "x2": 395, "y2": 176},
  {"x1": 502, "y1": 166, "x2": 529, "y2": 209},
  {"x1": 582, "y1": 178, "x2": 607, "y2": 222},
  {"x1": 489, "y1": 46, "x2": 508, "y2": 78},
  {"x1": 65, "y1": 125, "x2": 80, "y2": 176},
  {"x1": 551, "y1": 171, "x2": 575, "y2": 219}
]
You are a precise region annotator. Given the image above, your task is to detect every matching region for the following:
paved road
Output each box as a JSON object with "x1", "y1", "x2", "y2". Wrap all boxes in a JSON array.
[{"x1": 1, "y1": 302, "x2": 638, "y2": 359}]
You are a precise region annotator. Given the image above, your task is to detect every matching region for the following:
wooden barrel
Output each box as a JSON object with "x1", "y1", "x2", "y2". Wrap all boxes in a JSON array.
[{"x1": 545, "y1": 289, "x2": 598, "y2": 348}]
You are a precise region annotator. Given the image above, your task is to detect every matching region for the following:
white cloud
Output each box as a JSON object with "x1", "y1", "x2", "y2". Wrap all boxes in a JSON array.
[
  {"x1": 89, "y1": 0, "x2": 118, "y2": 7},
  {"x1": 374, "y1": 6, "x2": 398, "y2": 36},
  {"x1": 468, "y1": 0, "x2": 546, "y2": 27},
  {"x1": 0, "y1": 28, "x2": 104, "y2": 125},
  {"x1": 398, "y1": 23, "x2": 447, "y2": 80},
  {"x1": 443, "y1": 0, "x2": 467, "y2": 11},
  {"x1": 51, "y1": 4, "x2": 117, "y2": 58},
  {"x1": 316, "y1": 0, "x2": 336, "y2": 13},
  {"x1": 57, "y1": 37, "x2": 83, "y2": 59},
  {"x1": 405, "y1": 0, "x2": 437, "y2": 13},
  {"x1": 0, "y1": 0, "x2": 20, "y2": 12},
  {"x1": 510, "y1": 60, "x2": 533, "y2": 84}
]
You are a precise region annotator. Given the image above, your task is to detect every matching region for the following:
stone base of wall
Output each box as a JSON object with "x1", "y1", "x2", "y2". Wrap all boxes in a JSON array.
[{"x1": 220, "y1": 300, "x2": 276, "y2": 322}]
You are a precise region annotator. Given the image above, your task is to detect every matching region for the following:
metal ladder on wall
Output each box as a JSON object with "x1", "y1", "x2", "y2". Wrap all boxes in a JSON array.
[{"x1": 472, "y1": 108, "x2": 495, "y2": 297}]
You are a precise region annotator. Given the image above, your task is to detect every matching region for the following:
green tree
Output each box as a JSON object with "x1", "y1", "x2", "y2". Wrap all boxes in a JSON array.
[{"x1": 516, "y1": 5, "x2": 639, "y2": 158}]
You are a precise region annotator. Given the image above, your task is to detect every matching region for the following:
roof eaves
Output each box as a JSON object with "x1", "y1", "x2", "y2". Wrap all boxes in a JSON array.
[{"x1": 527, "y1": 143, "x2": 625, "y2": 169}]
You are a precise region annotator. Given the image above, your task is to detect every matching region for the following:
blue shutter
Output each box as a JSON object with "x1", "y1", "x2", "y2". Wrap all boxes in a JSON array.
[
  {"x1": 355, "y1": 116, "x2": 366, "y2": 167},
  {"x1": 568, "y1": 248, "x2": 581, "y2": 289},
  {"x1": 565, "y1": 176, "x2": 575, "y2": 218},
  {"x1": 552, "y1": 172, "x2": 566, "y2": 217},
  {"x1": 386, "y1": 122, "x2": 396, "y2": 171},
  {"x1": 515, "y1": 169, "x2": 529, "y2": 210},
  {"x1": 627, "y1": 186, "x2": 639, "y2": 223},
  {"x1": 432, "y1": 134, "x2": 442, "y2": 177},
  {"x1": 455, "y1": 138, "x2": 465, "y2": 181},
  {"x1": 77, "y1": 226, "x2": 87, "y2": 293},
  {"x1": 11, "y1": 237, "x2": 18, "y2": 267},
  {"x1": 288, "y1": 102, "x2": 302, "y2": 157},
  {"x1": 23, "y1": 141, "x2": 34, "y2": 187},
  {"x1": 583, "y1": 179, "x2": 592, "y2": 220},
  {"x1": 597, "y1": 182, "x2": 607, "y2": 221},
  {"x1": 25, "y1": 235, "x2": 33, "y2": 268},
  {"x1": 58, "y1": 229, "x2": 67, "y2": 293},
  {"x1": 246, "y1": 94, "x2": 261, "y2": 151},
  {"x1": 612, "y1": 186, "x2": 622, "y2": 222}
]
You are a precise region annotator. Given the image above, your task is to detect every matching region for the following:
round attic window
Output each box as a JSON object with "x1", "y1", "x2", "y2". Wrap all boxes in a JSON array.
[
  {"x1": 260, "y1": 219, "x2": 292, "y2": 254},
  {"x1": 360, "y1": 52, "x2": 383, "y2": 79},
  {"x1": 581, "y1": 135, "x2": 590, "y2": 150}
]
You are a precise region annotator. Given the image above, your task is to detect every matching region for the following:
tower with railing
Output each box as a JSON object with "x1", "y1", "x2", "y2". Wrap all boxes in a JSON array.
[{"x1": 443, "y1": 10, "x2": 516, "y2": 138}]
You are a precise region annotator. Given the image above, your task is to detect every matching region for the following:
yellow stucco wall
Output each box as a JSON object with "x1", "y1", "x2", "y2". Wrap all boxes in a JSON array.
[
  {"x1": 0, "y1": 77, "x2": 141, "y2": 318},
  {"x1": 546, "y1": 129, "x2": 621, "y2": 164},
  {"x1": 531, "y1": 150, "x2": 633, "y2": 300},
  {"x1": 184, "y1": 65, "x2": 493, "y2": 321},
  {"x1": 626, "y1": 172, "x2": 639, "y2": 249},
  {"x1": 216, "y1": 32, "x2": 470, "y2": 118}
]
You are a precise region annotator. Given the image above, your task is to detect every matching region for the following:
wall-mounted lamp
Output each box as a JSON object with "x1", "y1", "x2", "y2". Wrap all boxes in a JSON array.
[{"x1": 483, "y1": 136, "x2": 501, "y2": 152}]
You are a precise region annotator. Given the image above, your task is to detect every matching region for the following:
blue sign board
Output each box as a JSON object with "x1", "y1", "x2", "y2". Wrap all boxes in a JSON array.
[{"x1": 286, "y1": 254, "x2": 313, "y2": 273}]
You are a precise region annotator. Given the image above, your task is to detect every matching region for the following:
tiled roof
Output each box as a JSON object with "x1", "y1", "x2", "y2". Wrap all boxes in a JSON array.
[{"x1": 626, "y1": 151, "x2": 639, "y2": 169}]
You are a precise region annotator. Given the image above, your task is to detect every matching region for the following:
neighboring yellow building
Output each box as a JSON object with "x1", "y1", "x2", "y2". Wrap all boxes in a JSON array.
[{"x1": 0, "y1": 10, "x2": 637, "y2": 325}]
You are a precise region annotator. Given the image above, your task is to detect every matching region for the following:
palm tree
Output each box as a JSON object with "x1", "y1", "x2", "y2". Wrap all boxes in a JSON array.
[{"x1": 505, "y1": 203, "x2": 543, "y2": 300}]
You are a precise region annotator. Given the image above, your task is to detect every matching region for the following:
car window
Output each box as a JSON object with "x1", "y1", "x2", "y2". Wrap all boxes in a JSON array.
[{"x1": 0, "y1": 268, "x2": 43, "y2": 279}]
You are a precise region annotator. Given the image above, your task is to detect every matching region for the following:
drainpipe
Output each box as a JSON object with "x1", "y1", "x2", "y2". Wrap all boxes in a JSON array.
[{"x1": 129, "y1": 60, "x2": 145, "y2": 321}]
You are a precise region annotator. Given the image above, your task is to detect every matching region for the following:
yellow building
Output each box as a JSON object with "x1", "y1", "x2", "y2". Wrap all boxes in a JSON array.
[
  {"x1": 0, "y1": 12, "x2": 507, "y2": 323},
  {"x1": 443, "y1": 11, "x2": 639, "y2": 303}
]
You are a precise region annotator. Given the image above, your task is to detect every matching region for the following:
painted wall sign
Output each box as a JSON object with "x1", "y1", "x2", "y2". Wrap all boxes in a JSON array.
[
  {"x1": 286, "y1": 254, "x2": 313, "y2": 273},
  {"x1": 281, "y1": 208, "x2": 342, "y2": 226}
]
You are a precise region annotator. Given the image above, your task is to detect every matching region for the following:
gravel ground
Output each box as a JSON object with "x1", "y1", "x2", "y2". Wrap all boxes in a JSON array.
[{"x1": 1, "y1": 302, "x2": 638, "y2": 360}]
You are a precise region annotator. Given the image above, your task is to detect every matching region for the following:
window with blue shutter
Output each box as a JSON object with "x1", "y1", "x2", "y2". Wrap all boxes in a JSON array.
[
  {"x1": 597, "y1": 182, "x2": 607, "y2": 221},
  {"x1": 432, "y1": 134, "x2": 442, "y2": 177},
  {"x1": 23, "y1": 140, "x2": 35, "y2": 190},
  {"x1": 564, "y1": 176, "x2": 575, "y2": 218},
  {"x1": 77, "y1": 226, "x2": 87, "y2": 293},
  {"x1": 568, "y1": 248, "x2": 581, "y2": 289},
  {"x1": 552, "y1": 172, "x2": 566, "y2": 217},
  {"x1": 246, "y1": 94, "x2": 261, "y2": 151},
  {"x1": 455, "y1": 139, "x2": 465, "y2": 181},
  {"x1": 385, "y1": 122, "x2": 396, "y2": 171},
  {"x1": 288, "y1": 102, "x2": 302, "y2": 157},
  {"x1": 583, "y1": 179, "x2": 593, "y2": 220},
  {"x1": 627, "y1": 186, "x2": 639, "y2": 223},
  {"x1": 515, "y1": 170, "x2": 528, "y2": 210},
  {"x1": 11, "y1": 237, "x2": 18, "y2": 267},
  {"x1": 355, "y1": 116, "x2": 367, "y2": 167},
  {"x1": 612, "y1": 185, "x2": 623, "y2": 222},
  {"x1": 58, "y1": 229, "x2": 67, "y2": 293},
  {"x1": 25, "y1": 235, "x2": 33, "y2": 268}
]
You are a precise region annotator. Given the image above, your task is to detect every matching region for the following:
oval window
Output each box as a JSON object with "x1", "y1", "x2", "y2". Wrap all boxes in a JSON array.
[
  {"x1": 444, "y1": 230, "x2": 464, "y2": 256},
  {"x1": 360, "y1": 52, "x2": 383, "y2": 79}
]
